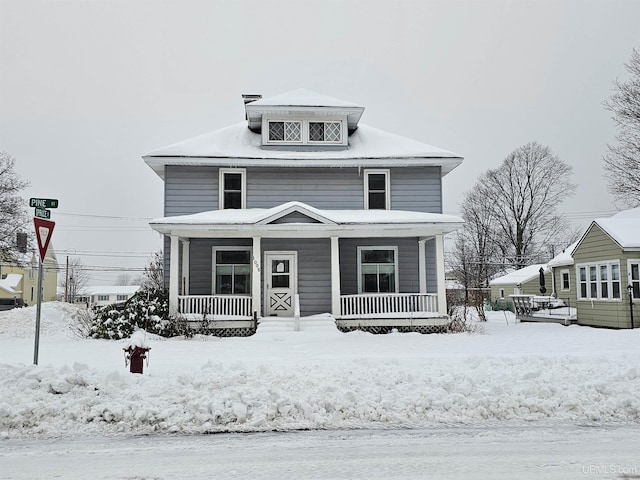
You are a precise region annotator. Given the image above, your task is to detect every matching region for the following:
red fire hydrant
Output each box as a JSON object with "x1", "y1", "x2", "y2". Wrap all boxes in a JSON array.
[{"x1": 123, "y1": 345, "x2": 151, "y2": 374}]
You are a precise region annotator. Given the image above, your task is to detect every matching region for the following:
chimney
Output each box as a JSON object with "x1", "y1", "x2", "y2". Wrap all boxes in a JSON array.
[{"x1": 242, "y1": 94, "x2": 262, "y2": 120}]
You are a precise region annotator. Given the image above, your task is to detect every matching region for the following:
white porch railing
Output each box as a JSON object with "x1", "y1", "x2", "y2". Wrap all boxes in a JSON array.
[
  {"x1": 178, "y1": 295, "x2": 253, "y2": 318},
  {"x1": 340, "y1": 293, "x2": 439, "y2": 317}
]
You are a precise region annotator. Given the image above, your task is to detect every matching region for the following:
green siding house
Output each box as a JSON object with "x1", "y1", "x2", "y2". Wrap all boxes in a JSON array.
[{"x1": 572, "y1": 208, "x2": 640, "y2": 329}]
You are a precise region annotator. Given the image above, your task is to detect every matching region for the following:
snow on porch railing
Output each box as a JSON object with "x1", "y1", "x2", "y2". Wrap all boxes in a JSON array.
[
  {"x1": 178, "y1": 295, "x2": 252, "y2": 318},
  {"x1": 340, "y1": 293, "x2": 438, "y2": 317}
]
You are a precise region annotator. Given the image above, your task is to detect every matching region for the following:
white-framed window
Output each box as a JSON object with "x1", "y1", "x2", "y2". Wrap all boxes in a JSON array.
[
  {"x1": 364, "y1": 169, "x2": 390, "y2": 210},
  {"x1": 499, "y1": 288, "x2": 505, "y2": 299},
  {"x1": 357, "y1": 246, "x2": 399, "y2": 293},
  {"x1": 628, "y1": 260, "x2": 640, "y2": 299},
  {"x1": 213, "y1": 247, "x2": 251, "y2": 295},
  {"x1": 561, "y1": 269, "x2": 570, "y2": 291},
  {"x1": 219, "y1": 168, "x2": 246, "y2": 210},
  {"x1": 576, "y1": 261, "x2": 621, "y2": 300},
  {"x1": 97, "y1": 295, "x2": 109, "y2": 302},
  {"x1": 117, "y1": 294, "x2": 128, "y2": 301},
  {"x1": 308, "y1": 121, "x2": 342, "y2": 143},
  {"x1": 268, "y1": 121, "x2": 302, "y2": 142}
]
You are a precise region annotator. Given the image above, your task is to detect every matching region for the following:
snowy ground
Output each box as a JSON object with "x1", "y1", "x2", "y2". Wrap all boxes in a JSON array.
[{"x1": 1, "y1": 303, "x2": 639, "y2": 478}]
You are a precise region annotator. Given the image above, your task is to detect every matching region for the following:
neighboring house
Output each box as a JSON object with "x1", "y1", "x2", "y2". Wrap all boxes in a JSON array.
[
  {"x1": 67, "y1": 285, "x2": 141, "y2": 308},
  {"x1": 0, "y1": 248, "x2": 58, "y2": 307},
  {"x1": 570, "y1": 208, "x2": 640, "y2": 329},
  {"x1": 489, "y1": 264, "x2": 551, "y2": 301},
  {"x1": 144, "y1": 89, "x2": 464, "y2": 334},
  {"x1": 547, "y1": 241, "x2": 579, "y2": 308}
]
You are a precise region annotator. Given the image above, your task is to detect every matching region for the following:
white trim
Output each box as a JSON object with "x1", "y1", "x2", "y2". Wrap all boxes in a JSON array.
[
  {"x1": 331, "y1": 237, "x2": 341, "y2": 315},
  {"x1": 627, "y1": 259, "x2": 640, "y2": 300},
  {"x1": 218, "y1": 168, "x2": 246, "y2": 209},
  {"x1": 576, "y1": 260, "x2": 622, "y2": 301},
  {"x1": 363, "y1": 169, "x2": 390, "y2": 210},
  {"x1": 169, "y1": 235, "x2": 180, "y2": 316},
  {"x1": 252, "y1": 237, "x2": 262, "y2": 317},
  {"x1": 211, "y1": 246, "x2": 252, "y2": 295},
  {"x1": 560, "y1": 268, "x2": 570, "y2": 292},
  {"x1": 357, "y1": 246, "x2": 399, "y2": 294},
  {"x1": 435, "y1": 234, "x2": 446, "y2": 315},
  {"x1": 262, "y1": 116, "x2": 347, "y2": 147}
]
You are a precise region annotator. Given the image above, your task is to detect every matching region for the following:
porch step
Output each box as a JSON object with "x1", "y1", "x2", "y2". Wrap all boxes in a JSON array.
[{"x1": 256, "y1": 313, "x2": 338, "y2": 333}]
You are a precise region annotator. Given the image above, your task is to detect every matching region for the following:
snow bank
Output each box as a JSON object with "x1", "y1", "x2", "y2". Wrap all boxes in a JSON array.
[
  {"x1": 1, "y1": 354, "x2": 639, "y2": 439},
  {"x1": 1, "y1": 304, "x2": 639, "y2": 439}
]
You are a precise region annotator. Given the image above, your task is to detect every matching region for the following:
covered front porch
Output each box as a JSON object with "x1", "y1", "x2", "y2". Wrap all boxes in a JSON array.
[{"x1": 151, "y1": 202, "x2": 463, "y2": 329}]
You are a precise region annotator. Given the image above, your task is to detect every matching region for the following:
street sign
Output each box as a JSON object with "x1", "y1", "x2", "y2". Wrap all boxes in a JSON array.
[
  {"x1": 33, "y1": 218, "x2": 55, "y2": 261},
  {"x1": 34, "y1": 207, "x2": 51, "y2": 219},
  {"x1": 30, "y1": 198, "x2": 59, "y2": 209}
]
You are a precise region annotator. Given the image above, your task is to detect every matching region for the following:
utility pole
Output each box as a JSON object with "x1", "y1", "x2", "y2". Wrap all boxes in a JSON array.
[{"x1": 65, "y1": 255, "x2": 69, "y2": 302}]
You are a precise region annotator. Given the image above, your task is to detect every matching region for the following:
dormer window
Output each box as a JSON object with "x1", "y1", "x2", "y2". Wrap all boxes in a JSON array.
[
  {"x1": 268, "y1": 121, "x2": 301, "y2": 142},
  {"x1": 263, "y1": 117, "x2": 347, "y2": 147},
  {"x1": 309, "y1": 122, "x2": 342, "y2": 143}
]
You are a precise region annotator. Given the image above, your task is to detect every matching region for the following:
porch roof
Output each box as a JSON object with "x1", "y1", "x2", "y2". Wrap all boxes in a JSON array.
[{"x1": 150, "y1": 201, "x2": 463, "y2": 238}]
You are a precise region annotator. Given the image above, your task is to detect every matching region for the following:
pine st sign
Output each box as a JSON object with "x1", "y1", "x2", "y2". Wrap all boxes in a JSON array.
[{"x1": 30, "y1": 198, "x2": 58, "y2": 219}]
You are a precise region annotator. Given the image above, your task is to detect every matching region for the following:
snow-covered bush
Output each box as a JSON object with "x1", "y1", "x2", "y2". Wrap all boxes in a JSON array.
[{"x1": 89, "y1": 288, "x2": 176, "y2": 339}]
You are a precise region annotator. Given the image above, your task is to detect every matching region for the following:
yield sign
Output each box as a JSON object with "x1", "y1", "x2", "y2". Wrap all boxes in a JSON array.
[{"x1": 34, "y1": 218, "x2": 55, "y2": 261}]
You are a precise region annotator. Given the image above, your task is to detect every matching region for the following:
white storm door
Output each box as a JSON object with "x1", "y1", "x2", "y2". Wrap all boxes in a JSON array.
[{"x1": 265, "y1": 252, "x2": 297, "y2": 316}]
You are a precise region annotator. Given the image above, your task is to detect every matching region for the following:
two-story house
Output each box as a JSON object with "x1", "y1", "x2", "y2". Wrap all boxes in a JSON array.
[{"x1": 144, "y1": 89, "x2": 463, "y2": 335}]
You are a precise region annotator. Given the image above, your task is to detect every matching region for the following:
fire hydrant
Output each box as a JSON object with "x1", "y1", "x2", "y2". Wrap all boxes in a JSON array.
[{"x1": 123, "y1": 345, "x2": 151, "y2": 374}]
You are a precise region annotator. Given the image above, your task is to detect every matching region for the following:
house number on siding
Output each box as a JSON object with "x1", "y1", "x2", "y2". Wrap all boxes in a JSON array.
[{"x1": 253, "y1": 258, "x2": 261, "y2": 273}]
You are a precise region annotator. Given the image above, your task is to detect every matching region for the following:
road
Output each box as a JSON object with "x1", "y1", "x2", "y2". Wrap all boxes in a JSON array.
[{"x1": 1, "y1": 424, "x2": 639, "y2": 479}]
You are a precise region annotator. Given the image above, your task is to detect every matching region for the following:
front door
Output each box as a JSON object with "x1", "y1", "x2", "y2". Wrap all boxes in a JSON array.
[{"x1": 265, "y1": 252, "x2": 297, "y2": 316}]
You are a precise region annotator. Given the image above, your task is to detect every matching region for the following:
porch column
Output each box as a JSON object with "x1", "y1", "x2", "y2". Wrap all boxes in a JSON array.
[
  {"x1": 331, "y1": 236, "x2": 341, "y2": 317},
  {"x1": 181, "y1": 240, "x2": 190, "y2": 295},
  {"x1": 418, "y1": 239, "x2": 427, "y2": 294},
  {"x1": 252, "y1": 236, "x2": 261, "y2": 318},
  {"x1": 435, "y1": 233, "x2": 447, "y2": 315},
  {"x1": 169, "y1": 234, "x2": 180, "y2": 317}
]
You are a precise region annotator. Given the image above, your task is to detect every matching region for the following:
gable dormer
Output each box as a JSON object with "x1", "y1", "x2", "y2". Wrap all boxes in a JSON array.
[{"x1": 244, "y1": 89, "x2": 365, "y2": 149}]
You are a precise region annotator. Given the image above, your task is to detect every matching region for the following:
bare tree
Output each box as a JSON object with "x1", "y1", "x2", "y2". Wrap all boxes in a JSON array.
[
  {"x1": 60, "y1": 257, "x2": 90, "y2": 302},
  {"x1": 0, "y1": 152, "x2": 30, "y2": 261},
  {"x1": 603, "y1": 48, "x2": 640, "y2": 207},
  {"x1": 141, "y1": 250, "x2": 164, "y2": 291},
  {"x1": 479, "y1": 142, "x2": 576, "y2": 270}
]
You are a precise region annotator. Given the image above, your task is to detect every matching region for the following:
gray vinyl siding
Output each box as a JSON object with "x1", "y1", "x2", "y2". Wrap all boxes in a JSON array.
[
  {"x1": 262, "y1": 238, "x2": 331, "y2": 316},
  {"x1": 573, "y1": 224, "x2": 634, "y2": 329},
  {"x1": 339, "y1": 238, "x2": 435, "y2": 295},
  {"x1": 163, "y1": 165, "x2": 442, "y2": 216}
]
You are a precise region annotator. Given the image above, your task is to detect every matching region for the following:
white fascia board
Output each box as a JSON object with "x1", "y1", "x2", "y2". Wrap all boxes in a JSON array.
[
  {"x1": 143, "y1": 156, "x2": 463, "y2": 179},
  {"x1": 150, "y1": 221, "x2": 463, "y2": 239}
]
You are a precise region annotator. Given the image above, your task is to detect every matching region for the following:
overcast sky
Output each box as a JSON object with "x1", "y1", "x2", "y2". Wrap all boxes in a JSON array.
[{"x1": 1, "y1": 0, "x2": 639, "y2": 284}]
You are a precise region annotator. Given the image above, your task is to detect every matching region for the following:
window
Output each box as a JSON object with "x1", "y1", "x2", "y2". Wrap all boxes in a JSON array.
[
  {"x1": 214, "y1": 248, "x2": 251, "y2": 295},
  {"x1": 499, "y1": 288, "x2": 505, "y2": 299},
  {"x1": 357, "y1": 247, "x2": 398, "y2": 293},
  {"x1": 117, "y1": 294, "x2": 128, "y2": 301},
  {"x1": 268, "y1": 121, "x2": 301, "y2": 142},
  {"x1": 364, "y1": 169, "x2": 390, "y2": 210},
  {"x1": 219, "y1": 168, "x2": 246, "y2": 210},
  {"x1": 561, "y1": 269, "x2": 570, "y2": 291},
  {"x1": 629, "y1": 261, "x2": 640, "y2": 299},
  {"x1": 308, "y1": 121, "x2": 342, "y2": 143},
  {"x1": 97, "y1": 295, "x2": 109, "y2": 302},
  {"x1": 576, "y1": 261, "x2": 621, "y2": 300}
]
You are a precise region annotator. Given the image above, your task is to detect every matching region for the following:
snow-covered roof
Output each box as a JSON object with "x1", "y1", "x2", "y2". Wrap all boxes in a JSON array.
[
  {"x1": 150, "y1": 201, "x2": 463, "y2": 238},
  {"x1": 593, "y1": 207, "x2": 640, "y2": 249},
  {"x1": 489, "y1": 264, "x2": 549, "y2": 286},
  {"x1": 248, "y1": 88, "x2": 364, "y2": 109},
  {"x1": 547, "y1": 241, "x2": 579, "y2": 267},
  {"x1": 83, "y1": 286, "x2": 141, "y2": 296},
  {"x1": 0, "y1": 274, "x2": 22, "y2": 295},
  {"x1": 144, "y1": 123, "x2": 462, "y2": 178}
]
